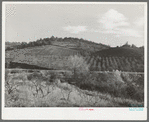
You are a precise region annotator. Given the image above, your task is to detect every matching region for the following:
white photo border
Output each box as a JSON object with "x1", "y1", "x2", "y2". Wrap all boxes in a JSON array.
[{"x1": 2, "y1": 2, "x2": 147, "y2": 120}]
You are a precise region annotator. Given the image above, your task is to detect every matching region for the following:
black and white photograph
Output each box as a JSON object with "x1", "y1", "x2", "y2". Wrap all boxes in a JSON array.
[{"x1": 2, "y1": 2, "x2": 147, "y2": 120}]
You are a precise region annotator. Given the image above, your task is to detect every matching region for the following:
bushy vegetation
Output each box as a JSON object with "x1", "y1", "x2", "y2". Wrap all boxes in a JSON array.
[
  {"x1": 5, "y1": 69, "x2": 144, "y2": 107},
  {"x1": 62, "y1": 56, "x2": 144, "y2": 102},
  {"x1": 65, "y1": 70, "x2": 144, "y2": 102}
]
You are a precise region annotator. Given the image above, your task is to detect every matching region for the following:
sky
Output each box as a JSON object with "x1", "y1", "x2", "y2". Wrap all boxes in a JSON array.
[{"x1": 5, "y1": 3, "x2": 146, "y2": 47}]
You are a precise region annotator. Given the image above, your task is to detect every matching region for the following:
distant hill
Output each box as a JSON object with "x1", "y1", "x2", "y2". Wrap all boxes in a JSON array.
[
  {"x1": 93, "y1": 46, "x2": 144, "y2": 57},
  {"x1": 5, "y1": 36, "x2": 109, "y2": 53}
]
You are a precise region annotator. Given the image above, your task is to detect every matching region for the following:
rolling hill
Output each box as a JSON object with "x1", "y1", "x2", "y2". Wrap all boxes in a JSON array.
[
  {"x1": 5, "y1": 36, "x2": 109, "y2": 53},
  {"x1": 5, "y1": 36, "x2": 144, "y2": 72}
]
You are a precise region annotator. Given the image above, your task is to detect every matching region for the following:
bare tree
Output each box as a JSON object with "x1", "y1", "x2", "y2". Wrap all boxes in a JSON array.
[
  {"x1": 5, "y1": 70, "x2": 19, "y2": 95},
  {"x1": 67, "y1": 55, "x2": 89, "y2": 79}
]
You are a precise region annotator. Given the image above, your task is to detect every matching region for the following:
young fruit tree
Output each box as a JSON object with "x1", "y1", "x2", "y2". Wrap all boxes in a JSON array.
[{"x1": 67, "y1": 55, "x2": 89, "y2": 79}]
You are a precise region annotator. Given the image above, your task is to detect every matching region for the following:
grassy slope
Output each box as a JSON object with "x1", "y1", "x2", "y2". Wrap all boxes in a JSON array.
[
  {"x1": 51, "y1": 40, "x2": 109, "y2": 53},
  {"x1": 6, "y1": 44, "x2": 90, "y2": 58},
  {"x1": 5, "y1": 45, "x2": 86, "y2": 69}
]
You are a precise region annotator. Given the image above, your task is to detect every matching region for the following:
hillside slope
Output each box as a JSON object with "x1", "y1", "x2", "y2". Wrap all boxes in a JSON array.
[
  {"x1": 5, "y1": 45, "x2": 89, "y2": 69},
  {"x1": 93, "y1": 47, "x2": 144, "y2": 57},
  {"x1": 5, "y1": 37, "x2": 144, "y2": 72},
  {"x1": 5, "y1": 36, "x2": 109, "y2": 53},
  {"x1": 6, "y1": 45, "x2": 88, "y2": 59}
]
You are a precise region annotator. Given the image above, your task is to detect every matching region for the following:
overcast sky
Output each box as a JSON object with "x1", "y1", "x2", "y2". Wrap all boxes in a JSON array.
[{"x1": 5, "y1": 3, "x2": 146, "y2": 47}]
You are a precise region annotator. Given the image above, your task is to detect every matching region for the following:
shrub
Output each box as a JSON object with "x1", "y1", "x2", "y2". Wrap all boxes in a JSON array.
[
  {"x1": 125, "y1": 83, "x2": 144, "y2": 102},
  {"x1": 49, "y1": 72, "x2": 57, "y2": 82},
  {"x1": 125, "y1": 84, "x2": 136, "y2": 97},
  {"x1": 79, "y1": 73, "x2": 99, "y2": 91},
  {"x1": 77, "y1": 72, "x2": 127, "y2": 98},
  {"x1": 121, "y1": 72, "x2": 138, "y2": 83}
]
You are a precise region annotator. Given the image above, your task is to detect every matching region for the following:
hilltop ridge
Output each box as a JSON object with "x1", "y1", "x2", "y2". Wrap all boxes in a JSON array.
[{"x1": 5, "y1": 36, "x2": 109, "y2": 53}]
